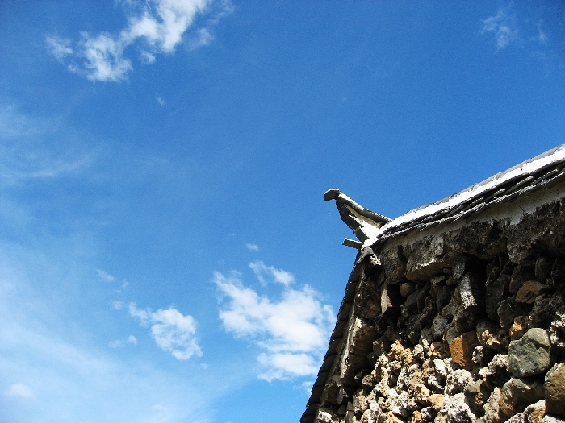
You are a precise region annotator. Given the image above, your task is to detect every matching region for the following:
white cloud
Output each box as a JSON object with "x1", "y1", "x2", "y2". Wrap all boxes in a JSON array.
[
  {"x1": 257, "y1": 353, "x2": 319, "y2": 381},
  {"x1": 214, "y1": 269, "x2": 335, "y2": 381},
  {"x1": 79, "y1": 32, "x2": 133, "y2": 82},
  {"x1": 46, "y1": 0, "x2": 234, "y2": 81},
  {"x1": 536, "y1": 20, "x2": 548, "y2": 44},
  {"x1": 113, "y1": 300, "x2": 125, "y2": 310},
  {"x1": 0, "y1": 246, "x2": 242, "y2": 423},
  {"x1": 245, "y1": 243, "x2": 259, "y2": 252},
  {"x1": 0, "y1": 316, "x2": 212, "y2": 422},
  {"x1": 249, "y1": 260, "x2": 295, "y2": 286},
  {"x1": 4, "y1": 383, "x2": 34, "y2": 399},
  {"x1": 189, "y1": 27, "x2": 214, "y2": 50},
  {"x1": 127, "y1": 303, "x2": 202, "y2": 360},
  {"x1": 96, "y1": 269, "x2": 115, "y2": 282},
  {"x1": 109, "y1": 339, "x2": 121, "y2": 348},
  {"x1": 45, "y1": 36, "x2": 73, "y2": 61},
  {"x1": 188, "y1": 0, "x2": 234, "y2": 50},
  {"x1": 301, "y1": 380, "x2": 314, "y2": 395},
  {"x1": 481, "y1": 7, "x2": 518, "y2": 50},
  {"x1": 109, "y1": 335, "x2": 137, "y2": 348},
  {"x1": 140, "y1": 50, "x2": 157, "y2": 64}
]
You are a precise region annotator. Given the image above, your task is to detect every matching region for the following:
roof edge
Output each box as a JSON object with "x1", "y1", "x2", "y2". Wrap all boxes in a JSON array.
[{"x1": 364, "y1": 144, "x2": 565, "y2": 247}]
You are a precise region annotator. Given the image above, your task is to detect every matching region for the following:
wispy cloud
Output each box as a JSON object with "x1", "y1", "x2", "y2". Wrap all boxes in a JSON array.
[
  {"x1": 187, "y1": 0, "x2": 234, "y2": 50},
  {"x1": 479, "y1": 4, "x2": 565, "y2": 75},
  {"x1": 4, "y1": 383, "x2": 34, "y2": 399},
  {"x1": 109, "y1": 335, "x2": 137, "y2": 348},
  {"x1": 0, "y1": 105, "x2": 92, "y2": 186},
  {"x1": 116, "y1": 301, "x2": 202, "y2": 360},
  {"x1": 46, "y1": 0, "x2": 233, "y2": 81},
  {"x1": 249, "y1": 260, "x2": 295, "y2": 286},
  {"x1": 0, "y1": 224, "x2": 237, "y2": 423},
  {"x1": 45, "y1": 36, "x2": 73, "y2": 61},
  {"x1": 214, "y1": 268, "x2": 335, "y2": 381},
  {"x1": 481, "y1": 7, "x2": 518, "y2": 50},
  {"x1": 245, "y1": 243, "x2": 259, "y2": 252},
  {"x1": 96, "y1": 269, "x2": 115, "y2": 282},
  {"x1": 0, "y1": 105, "x2": 50, "y2": 139},
  {"x1": 535, "y1": 20, "x2": 548, "y2": 45},
  {"x1": 0, "y1": 310, "x2": 211, "y2": 422}
]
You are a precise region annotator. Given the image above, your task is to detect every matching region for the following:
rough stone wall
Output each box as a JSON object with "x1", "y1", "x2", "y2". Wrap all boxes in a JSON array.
[{"x1": 303, "y1": 158, "x2": 565, "y2": 423}]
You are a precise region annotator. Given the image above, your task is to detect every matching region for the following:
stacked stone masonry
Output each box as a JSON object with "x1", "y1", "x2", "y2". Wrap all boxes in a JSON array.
[{"x1": 302, "y1": 145, "x2": 565, "y2": 423}]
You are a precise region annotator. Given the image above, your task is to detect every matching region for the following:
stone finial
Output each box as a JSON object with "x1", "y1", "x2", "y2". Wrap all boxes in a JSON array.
[
  {"x1": 323, "y1": 188, "x2": 341, "y2": 201},
  {"x1": 324, "y1": 188, "x2": 390, "y2": 248}
]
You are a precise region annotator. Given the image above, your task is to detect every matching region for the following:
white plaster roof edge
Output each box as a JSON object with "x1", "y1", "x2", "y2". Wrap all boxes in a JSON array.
[{"x1": 364, "y1": 143, "x2": 565, "y2": 247}]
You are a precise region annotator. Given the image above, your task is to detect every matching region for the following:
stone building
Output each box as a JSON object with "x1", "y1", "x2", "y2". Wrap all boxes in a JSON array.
[{"x1": 301, "y1": 145, "x2": 565, "y2": 423}]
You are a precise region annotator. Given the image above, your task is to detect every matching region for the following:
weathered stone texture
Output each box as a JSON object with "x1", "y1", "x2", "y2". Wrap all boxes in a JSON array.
[
  {"x1": 545, "y1": 363, "x2": 565, "y2": 417},
  {"x1": 508, "y1": 329, "x2": 551, "y2": 378},
  {"x1": 449, "y1": 331, "x2": 479, "y2": 370},
  {"x1": 303, "y1": 147, "x2": 565, "y2": 423}
]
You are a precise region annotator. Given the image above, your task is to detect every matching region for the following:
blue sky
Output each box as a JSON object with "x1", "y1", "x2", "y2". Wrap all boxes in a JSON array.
[{"x1": 0, "y1": 1, "x2": 564, "y2": 422}]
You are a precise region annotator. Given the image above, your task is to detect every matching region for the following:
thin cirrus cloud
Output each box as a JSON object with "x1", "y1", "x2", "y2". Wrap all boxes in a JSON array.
[
  {"x1": 481, "y1": 7, "x2": 518, "y2": 50},
  {"x1": 0, "y1": 106, "x2": 93, "y2": 186},
  {"x1": 45, "y1": 0, "x2": 233, "y2": 82},
  {"x1": 109, "y1": 335, "x2": 138, "y2": 348},
  {"x1": 214, "y1": 267, "x2": 335, "y2": 381},
  {"x1": 249, "y1": 260, "x2": 295, "y2": 286},
  {"x1": 4, "y1": 383, "x2": 34, "y2": 399},
  {"x1": 0, "y1": 312, "x2": 210, "y2": 422},
  {"x1": 245, "y1": 243, "x2": 259, "y2": 252},
  {"x1": 114, "y1": 301, "x2": 202, "y2": 360},
  {"x1": 96, "y1": 269, "x2": 115, "y2": 282}
]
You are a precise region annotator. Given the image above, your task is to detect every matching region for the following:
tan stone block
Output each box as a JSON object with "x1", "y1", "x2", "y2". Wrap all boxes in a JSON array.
[
  {"x1": 379, "y1": 411, "x2": 404, "y2": 423},
  {"x1": 524, "y1": 400, "x2": 545, "y2": 423},
  {"x1": 516, "y1": 280, "x2": 547, "y2": 304},
  {"x1": 449, "y1": 330, "x2": 479, "y2": 370},
  {"x1": 428, "y1": 394, "x2": 444, "y2": 410},
  {"x1": 545, "y1": 363, "x2": 565, "y2": 417},
  {"x1": 410, "y1": 410, "x2": 422, "y2": 423}
]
